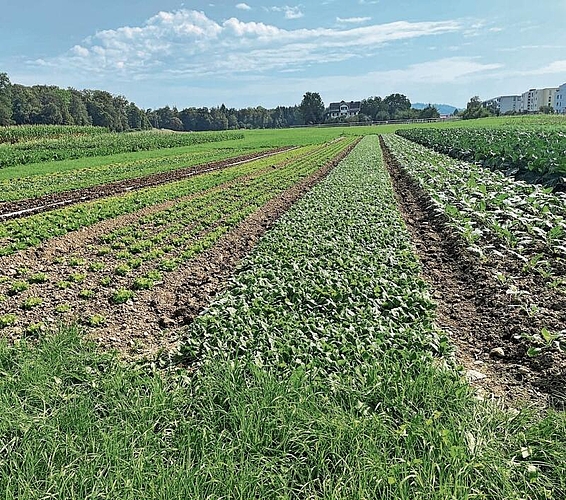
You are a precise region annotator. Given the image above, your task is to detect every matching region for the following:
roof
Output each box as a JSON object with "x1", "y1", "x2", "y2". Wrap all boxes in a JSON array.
[{"x1": 327, "y1": 100, "x2": 362, "y2": 111}]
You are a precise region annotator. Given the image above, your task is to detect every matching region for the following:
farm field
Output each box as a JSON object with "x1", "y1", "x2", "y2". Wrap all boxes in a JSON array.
[{"x1": 0, "y1": 125, "x2": 565, "y2": 498}]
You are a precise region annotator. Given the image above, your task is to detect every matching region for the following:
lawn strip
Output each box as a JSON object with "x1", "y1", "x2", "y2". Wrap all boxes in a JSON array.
[{"x1": 381, "y1": 135, "x2": 566, "y2": 409}]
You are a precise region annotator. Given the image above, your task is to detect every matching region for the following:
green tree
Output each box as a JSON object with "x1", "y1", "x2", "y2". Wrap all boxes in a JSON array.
[
  {"x1": 299, "y1": 92, "x2": 324, "y2": 125},
  {"x1": 383, "y1": 93, "x2": 411, "y2": 119},
  {"x1": 462, "y1": 96, "x2": 492, "y2": 120},
  {"x1": 418, "y1": 104, "x2": 440, "y2": 119},
  {"x1": 0, "y1": 73, "x2": 13, "y2": 125}
]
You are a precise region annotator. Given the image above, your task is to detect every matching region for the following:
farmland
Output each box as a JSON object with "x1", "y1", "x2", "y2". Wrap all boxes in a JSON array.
[{"x1": 0, "y1": 122, "x2": 565, "y2": 498}]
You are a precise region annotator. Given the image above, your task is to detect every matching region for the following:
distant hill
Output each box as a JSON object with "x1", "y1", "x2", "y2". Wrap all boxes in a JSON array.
[{"x1": 412, "y1": 103, "x2": 460, "y2": 115}]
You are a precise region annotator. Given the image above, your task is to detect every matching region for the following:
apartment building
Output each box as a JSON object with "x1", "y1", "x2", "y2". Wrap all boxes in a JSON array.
[
  {"x1": 555, "y1": 83, "x2": 566, "y2": 113},
  {"x1": 520, "y1": 87, "x2": 558, "y2": 112}
]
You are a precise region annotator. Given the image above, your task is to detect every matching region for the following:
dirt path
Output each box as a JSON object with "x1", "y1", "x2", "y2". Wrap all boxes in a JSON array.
[
  {"x1": 0, "y1": 147, "x2": 293, "y2": 220},
  {"x1": 380, "y1": 136, "x2": 566, "y2": 410}
]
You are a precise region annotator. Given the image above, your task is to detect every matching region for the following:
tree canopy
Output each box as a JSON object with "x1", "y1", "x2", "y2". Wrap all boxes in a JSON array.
[{"x1": 299, "y1": 92, "x2": 325, "y2": 125}]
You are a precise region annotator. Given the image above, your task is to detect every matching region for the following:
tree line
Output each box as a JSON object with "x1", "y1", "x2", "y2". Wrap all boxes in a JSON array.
[{"x1": 0, "y1": 72, "x2": 440, "y2": 132}]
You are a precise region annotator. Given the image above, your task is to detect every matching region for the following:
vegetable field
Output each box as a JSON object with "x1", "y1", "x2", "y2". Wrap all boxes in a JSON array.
[
  {"x1": 397, "y1": 126, "x2": 566, "y2": 188},
  {"x1": 0, "y1": 124, "x2": 565, "y2": 498}
]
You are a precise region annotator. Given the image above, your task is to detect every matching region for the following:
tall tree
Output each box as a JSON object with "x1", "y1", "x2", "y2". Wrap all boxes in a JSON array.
[
  {"x1": 0, "y1": 73, "x2": 13, "y2": 125},
  {"x1": 383, "y1": 93, "x2": 411, "y2": 119},
  {"x1": 299, "y1": 92, "x2": 324, "y2": 125},
  {"x1": 462, "y1": 96, "x2": 491, "y2": 120}
]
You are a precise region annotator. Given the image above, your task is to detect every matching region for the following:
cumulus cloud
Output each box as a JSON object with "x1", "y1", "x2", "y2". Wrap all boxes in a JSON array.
[
  {"x1": 236, "y1": 3, "x2": 252, "y2": 10},
  {"x1": 34, "y1": 9, "x2": 463, "y2": 79}
]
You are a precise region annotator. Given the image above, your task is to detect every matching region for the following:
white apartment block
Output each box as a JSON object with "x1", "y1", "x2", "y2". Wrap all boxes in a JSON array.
[
  {"x1": 521, "y1": 87, "x2": 558, "y2": 112},
  {"x1": 555, "y1": 83, "x2": 566, "y2": 113},
  {"x1": 499, "y1": 95, "x2": 522, "y2": 114},
  {"x1": 483, "y1": 95, "x2": 522, "y2": 114}
]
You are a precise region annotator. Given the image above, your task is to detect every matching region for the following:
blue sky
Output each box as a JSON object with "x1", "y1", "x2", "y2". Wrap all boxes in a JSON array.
[{"x1": 2, "y1": 1, "x2": 565, "y2": 109}]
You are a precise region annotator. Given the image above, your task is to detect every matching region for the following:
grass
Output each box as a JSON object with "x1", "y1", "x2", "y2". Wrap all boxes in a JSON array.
[{"x1": 0, "y1": 329, "x2": 564, "y2": 499}]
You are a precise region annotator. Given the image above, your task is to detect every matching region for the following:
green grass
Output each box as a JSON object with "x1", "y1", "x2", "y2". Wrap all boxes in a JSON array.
[{"x1": 0, "y1": 327, "x2": 564, "y2": 498}]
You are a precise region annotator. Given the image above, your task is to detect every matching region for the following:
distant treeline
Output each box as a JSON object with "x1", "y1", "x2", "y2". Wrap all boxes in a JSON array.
[
  {"x1": 0, "y1": 72, "x2": 440, "y2": 132},
  {"x1": 0, "y1": 73, "x2": 303, "y2": 131}
]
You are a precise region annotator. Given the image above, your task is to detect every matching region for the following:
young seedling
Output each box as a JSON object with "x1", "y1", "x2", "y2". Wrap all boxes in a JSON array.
[
  {"x1": 29, "y1": 272, "x2": 48, "y2": 284},
  {"x1": 21, "y1": 297, "x2": 43, "y2": 310},
  {"x1": 8, "y1": 281, "x2": 29, "y2": 296},
  {"x1": 0, "y1": 313, "x2": 17, "y2": 328},
  {"x1": 111, "y1": 288, "x2": 134, "y2": 304}
]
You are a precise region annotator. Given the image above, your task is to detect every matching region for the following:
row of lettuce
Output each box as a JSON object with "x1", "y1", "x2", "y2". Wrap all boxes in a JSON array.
[
  {"x1": 0, "y1": 139, "x2": 355, "y2": 336},
  {"x1": 396, "y1": 127, "x2": 566, "y2": 189},
  {"x1": 0, "y1": 145, "x2": 277, "y2": 204}
]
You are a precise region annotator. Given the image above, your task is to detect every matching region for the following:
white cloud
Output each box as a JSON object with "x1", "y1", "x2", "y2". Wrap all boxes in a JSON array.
[
  {"x1": 269, "y1": 5, "x2": 304, "y2": 19},
  {"x1": 522, "y1": 60, "x2": 566, "y2": 75},
  {"x1": 236, "y1": 3, "x2": 252, "y2": 10},
  {"x1": 34, "y1": 9, "x2": 463, "y2": 81},
  {"x1": 336, "y1": 17, "x2": 371, "y2": 24}
]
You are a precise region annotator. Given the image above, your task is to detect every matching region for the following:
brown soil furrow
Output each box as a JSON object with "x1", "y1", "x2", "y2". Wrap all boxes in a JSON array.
[
  {"x1": 380, "y1": 136, "x2": 566, "y2": 410},
  {"x1": 0, "y1": 147, "x2": 294, "y2": 220}
]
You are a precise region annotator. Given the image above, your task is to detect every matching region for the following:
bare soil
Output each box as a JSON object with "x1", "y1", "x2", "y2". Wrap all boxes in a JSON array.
[{"x1": 380, "y1": 136, "x2": 566, "y2": 410}]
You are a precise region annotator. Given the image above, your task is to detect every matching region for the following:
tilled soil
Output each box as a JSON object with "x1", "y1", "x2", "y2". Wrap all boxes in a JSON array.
[
  {"x1": 1, "y1": 140, "x2": 358, "y2": 360},
  {"x1": 0, "y1": 147, "x2": 293, "y2": 220},
  {"x1": 380, "y1": 136, "x2": 566, "y2": 410}
]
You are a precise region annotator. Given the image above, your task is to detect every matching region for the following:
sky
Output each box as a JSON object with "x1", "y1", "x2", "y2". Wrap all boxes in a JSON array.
[{"x1": 1, "y1": 0, "x2": 566, "y2": 110}]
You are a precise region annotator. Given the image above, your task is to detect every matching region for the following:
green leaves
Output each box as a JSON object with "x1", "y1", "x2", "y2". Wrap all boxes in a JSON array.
[{"x1": 180, "y1": 136, "x2": 448, "y2": 378}]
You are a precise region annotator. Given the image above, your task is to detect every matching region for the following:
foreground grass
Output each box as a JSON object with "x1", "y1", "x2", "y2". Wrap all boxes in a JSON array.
[
  {"x1": 1, "y1": 330, "x2": 565, "y2": 499},
  {"x1": 0, "y1": 136, "x2": 564, "y2": 498}
]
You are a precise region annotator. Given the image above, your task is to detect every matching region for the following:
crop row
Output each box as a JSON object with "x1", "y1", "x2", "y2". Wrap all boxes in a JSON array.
[
  {"x1": 0, "y1": 124, "x2": 108, "y2": 145},
  {"x1": 0, "y1": 142, "x2": 343, "y2": 256},
  {"x1": 0, "y1": 138, "x2": 356, "y2": 334},
  {"x1": 382, "y1": 133, "x2": 566, "y2": 282},
  {"x1": 396, "y1": 127, "x2": 566, "y2": 188},
  {"x1": 0, "y1": 129, "x2": 244, "y2": 169},
  {"x1": 0, "y1": 145, "x2": 277, "y2": 204},
  {"x1": 180, "y1": 136, "x2": 447, "y2": 377}
]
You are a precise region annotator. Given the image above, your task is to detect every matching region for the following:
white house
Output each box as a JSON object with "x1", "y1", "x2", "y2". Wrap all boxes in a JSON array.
[{"x1": 325, "y1": 101, "x2": 362, "y2": 120}]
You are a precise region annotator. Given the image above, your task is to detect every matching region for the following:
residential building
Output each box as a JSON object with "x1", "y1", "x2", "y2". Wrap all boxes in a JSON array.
[
  {"x1": 499, "y1": 95, "x2": 522, "y2": 114},
  {"x1": 325, "y1": 100, "x2": 361, "y2": 120},
  {"x1": 521, "y1": 88, "x2": 539, "y2": 112},
  {"x1": 555, "y1": 83, "x2": 566, "y2": 113},
  {"x1": 521, "y1": 87, "x2": 558, "y2": 112},
  {"x1": 483, "y1": 95, "x2": 522, "y2": 114}
]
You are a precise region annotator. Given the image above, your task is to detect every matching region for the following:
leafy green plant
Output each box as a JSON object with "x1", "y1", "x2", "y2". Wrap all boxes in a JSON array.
[
  {"x1": 8, "y1": 281, "x2": 29, "y2": 296},
  {"x1": 29, "y1": 272, "x2": 48, "y2": 284},
  {"x1": 55, "y1": 303, "x2": 71, "y2": 314},
  {"x1": 21, "y1": 297, "x2": 43, "y2": 310},
  {"x1": 85, "y1": 314, "x2": 106, "y2": 327},
  {"x1": 0, "y1": 313, "x2": 17, "y2": 328},
  {"x1": 111, "y1": 289, "x2": 134, "y2": 304}
]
